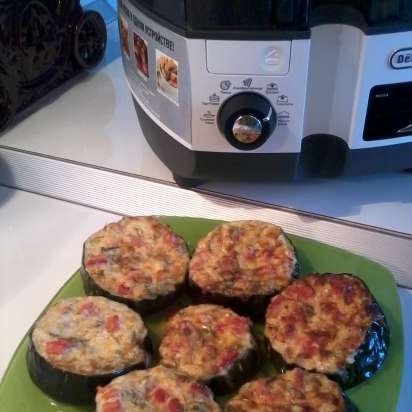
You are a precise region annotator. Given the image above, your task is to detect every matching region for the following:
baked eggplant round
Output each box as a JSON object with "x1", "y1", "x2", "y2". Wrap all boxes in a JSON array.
[
  {"x1": 95, "y1": 365, "x2": 221, "y2": 412},
  {"x1": 27, "y1": 297, "x2": 152, "y2": 404},
  {"x1": 225, "y1": 368, "x2": 358, "y2": 412},
  {"x1": 189, "y1": 220, "x2": 298, "y2": 316},
  {"x1": 159, "y1": 304, "x2": 259, "y2": 394},
  {"x1": 81, "y1": 216, "x2": 190, "y2": 314},
  {"x1": 265, "y1": 273, "x2": 389, "y2": 388}
]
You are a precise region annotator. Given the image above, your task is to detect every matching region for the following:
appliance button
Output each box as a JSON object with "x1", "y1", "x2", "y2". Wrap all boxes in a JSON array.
[
  {"x1": 207, "y1": 40, "x2": 290, "y2": 76},
  {"x1": 232, "y1": 115, "x2": 263, "y2": 144}
]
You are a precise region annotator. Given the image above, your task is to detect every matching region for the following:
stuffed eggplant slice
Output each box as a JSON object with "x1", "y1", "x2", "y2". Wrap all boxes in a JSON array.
[
  {"x1": 265, "y1": 273, "x2": 389, "y2": 388},
  {"x1": 81, "y1": 216, "x2": 190, "y2": 314},
  {"x1": 95, "y1": 365, "x2": 221, "y2": 412},
  {"x1": 225, "y1": 368, "x2": 358, "y2": 412},
  {"x1": 27, "y1": 297, "x2": 152, "y2": 404},
  {"x1": 189, "y1": 220, "x2": 298, "y2": 316},
  {"x1": 159, "y1": 304, "x2": 259, "y2": 394}
]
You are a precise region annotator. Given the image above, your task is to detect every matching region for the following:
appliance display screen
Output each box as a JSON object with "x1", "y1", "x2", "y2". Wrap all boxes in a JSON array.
[{"x1": 363, "y1": 82, "x2": 412, "y2": 141}]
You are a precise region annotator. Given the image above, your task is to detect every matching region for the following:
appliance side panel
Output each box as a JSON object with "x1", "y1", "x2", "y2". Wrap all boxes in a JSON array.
[
  {"x1": 118, "y1": 0, "x2": 192, "y2": 145},
  {"x1": 348, "y1": 31, "x2": 412, "y2": 149}
]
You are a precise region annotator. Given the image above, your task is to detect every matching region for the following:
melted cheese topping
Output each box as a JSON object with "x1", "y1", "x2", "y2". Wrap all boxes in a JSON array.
[
  {"x1": 95, "y1": 365, "x2": 221, "y2": 412},
  {"x1": 32, "y1": 297, "x2": 149, "y2": 375},
  {"x1": 159, "y1": 304, "x2": 255, "y2": 381},
  {"x1": 189, "y1": 221, "x2": 296, "y2": 297},
  {"x1": 83, "y1": 217, "x2": 189, "y2": 301},
  {"x1": 225, "y1": 368, "x2": 345, "y2": 412},
  {"x1": 265, "y1": 273, "x2": 378, "y2": 374}
]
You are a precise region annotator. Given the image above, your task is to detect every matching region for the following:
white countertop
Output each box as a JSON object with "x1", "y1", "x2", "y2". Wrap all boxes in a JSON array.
[
  {"x1": 0, "y1": 28, "x2": 411, "y2": 235},
  {"x1": 0, "y1": 186, "x2": 411, "y2": 411}
]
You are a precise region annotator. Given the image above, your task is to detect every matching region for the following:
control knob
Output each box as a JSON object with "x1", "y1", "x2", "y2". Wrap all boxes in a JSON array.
[{"x1": 217, "y1": 92, "x2": 276, "y2": 150}]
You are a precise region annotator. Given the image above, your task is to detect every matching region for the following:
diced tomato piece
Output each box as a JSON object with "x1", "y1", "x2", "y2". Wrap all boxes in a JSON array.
[
  {"x1": 244, "y1": 247, "x2": 256, "y2": 260},
  {"x1": 292, "y1": 368, "x2": 304, "y2": 389},
  {"x1": 79, "y1": 301, "x2": 100, "y2": 316},
  {"x1": 296, "y1": 282, "x2": 314, "y2": 299},
  {"x1": 218, "y1": 349, "x2": 238, "y2": 369},
  {"x1": 153, "y1": 387, "x2": 167, "y2": 403},
  {"x1": 283, "y1": 323, "x2": 295, "y2": 337},
  {"x1": 117, "y1": 284, "x2": 130, "y2": 295},
  {"x1": 329, "y1": 277, "x2": 345, "y2": 295},
  {"x1": 285, "y1": 281, "x2": 314, "y2": 300},
  {"x1": 102, "y1": 400, "x2": 121, "y2": 412},
  {"x1": 128, "y1": 235, "x2": 143, "y2": 248},
  {"x1": 85, "y1": 255, "x2": 107, "y2": 266},
  {"x1": 168, "y1": 398, "x2": 183, "y2": 412},
  {"x1": 267, "y1": 296, "x2": 283, "y2": 313},
  {"x1": 46, "y1": 338, "x2": 72, "y2": 355},
  {"x1": 225, "y1": 316, "x2": 249, "y2": 334},
  {"x1": 190, "y1": 382, "x2": 210, "y2": 398},
  {"x1": 164, "y1": 233, "x2": 179, "y2": 246},
  {"x1": 189, "y1": 259, "x2": 203, "y2": 271},
  {"x1": 97, "y1": 387, "x2": 119, "y2": 400},
  {"x1": 105, "y1": 315, "x2": 120, "y2": 333},
  {"x1": 300, "y1": 338, "x2": 319, "y2": 358}
]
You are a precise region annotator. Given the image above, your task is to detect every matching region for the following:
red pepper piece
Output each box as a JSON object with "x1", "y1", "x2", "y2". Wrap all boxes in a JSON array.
[
  {"x1": 105, "y1": 315, "x2": 120, "y2": 333},
  {"x1": 102, "y1": 400, "x2": 121, "y2": 412},
  {"x1": 153, "y1": 387, "x2": 167, "y2": 403},
  {"x1": 45, "y1": 338, "x2": 72, "y2": 355},
  {"x1": 117, "y1": 284, "x2": 130, "y2": 295},
  {"x1": 85, "y1": 255, "x2": 107, "y2": 266},
  {"x1": 168, "y1": 397, "x2": 183, "y2": 412}
]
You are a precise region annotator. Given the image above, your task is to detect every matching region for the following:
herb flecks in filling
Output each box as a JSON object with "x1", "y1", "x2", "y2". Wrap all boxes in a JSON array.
[
  {"x1": 190, "y1": 221, "x2": 296, "y2": 297},
  {"x1": 159, "y1": 304, "x2": 255, "y2": 381},
  {"x1": 265, "y1": 274, "x2": 378, "y2": 374},
  {"x1": 32, "y1": 297, "x2": 148, "y2": 375},
  {"x1": 95, "y1": 366, "x2": 221, "y2": 412},
  {"x1": 84, "y1": 217, "x2": 189, "y2": 301},
  {"x1": 225, "y1": 368, "x2": 345, "y2": 412}
]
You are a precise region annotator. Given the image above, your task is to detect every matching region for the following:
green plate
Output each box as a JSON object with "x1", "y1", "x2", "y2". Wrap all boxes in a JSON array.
[{"x1": 0, "y1": 217, "x2": 403, "y2": 412}]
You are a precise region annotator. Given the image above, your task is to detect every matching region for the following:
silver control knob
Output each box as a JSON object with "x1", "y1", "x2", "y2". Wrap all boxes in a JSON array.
[
  {"x1": 218, "y1": 92, "x2": 277, "y2": 150},
  {"x1": 232, "y1": 115, "x2": 263, "y2": 144}
]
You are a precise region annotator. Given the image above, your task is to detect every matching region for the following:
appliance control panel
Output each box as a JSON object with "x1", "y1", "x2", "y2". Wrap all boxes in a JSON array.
[{"x1": 188, "y1": 38, "x2": 311, "y2": 153}]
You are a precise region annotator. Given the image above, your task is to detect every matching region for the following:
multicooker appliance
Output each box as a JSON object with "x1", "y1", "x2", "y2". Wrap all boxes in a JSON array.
[{"x1": 118, "y1": 0, "x2": 412, "y2": 184}]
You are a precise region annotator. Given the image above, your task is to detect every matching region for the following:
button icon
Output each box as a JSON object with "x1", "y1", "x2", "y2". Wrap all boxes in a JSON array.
[
  {"x1": 278, "y1": 111, "x2": 290, "y2": 120},
  {"x1": 209, "y1": 93, "x2": 220, "y2": 104},
  {"x1": 220, "y1": 80, "x2": 232, "y2": 91},
  {"x1": 264, "y1": 48, "x2": 281, "y2": 66},
  {"x1": 243, "y1": 78, "x2": 253, "y2": 88},
  {"x1": 277, "y1": 94, "x2": 289, "y2": 104},
  {"x1": 202, "y1": 111, "x2": 215, "y2": 119},
  {"x1": 266, "y1": 82, "x2": 279, "y2": 93}
]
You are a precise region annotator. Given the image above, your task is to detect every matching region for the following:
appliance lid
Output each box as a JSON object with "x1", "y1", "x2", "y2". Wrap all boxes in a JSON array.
[
  {"x1": 311, "y1": 0, "x2": 412, "y2": 34},
  {"x1": 127, "y1": 0, "x2": 310, "y2": 40}
]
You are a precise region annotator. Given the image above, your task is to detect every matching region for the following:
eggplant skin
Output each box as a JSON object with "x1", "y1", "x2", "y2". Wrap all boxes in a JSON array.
[
  {"x1": 189, "y1": 280, "x2": 274, "y2": 319},
  {"x1": 205, "y1": 344, "x2": 260, "y2": 395},
  {"x1": 81, "y1": 266, "x2": 186, "y2": 315},
  {"x1": 265, "y1": 300, "x2": 389, "y2": 389},
  {"x1": 333, "y1": 301, "x2": 389, "y2": 389},
  {"x1": 26, "y1": 333, "x2": 152, "y2": 404},
  {"x1": 344, "y1": 395, "x2": 359, "y2": 412}
]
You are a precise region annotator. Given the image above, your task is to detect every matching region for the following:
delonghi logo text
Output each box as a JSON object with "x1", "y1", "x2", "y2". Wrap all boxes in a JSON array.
[{"x1": 390, "y1": 48, "x2": 412, "y2": 69}]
